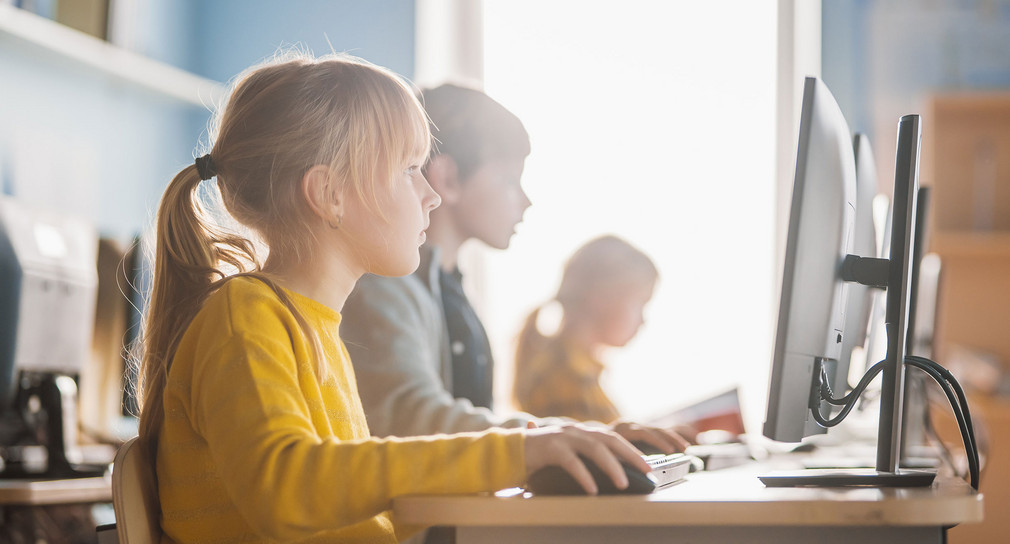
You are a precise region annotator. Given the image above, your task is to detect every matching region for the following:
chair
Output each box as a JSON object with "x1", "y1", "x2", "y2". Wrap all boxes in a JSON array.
[{"x1": 112, "y1": 437, "x2": 162, "y2": 544}]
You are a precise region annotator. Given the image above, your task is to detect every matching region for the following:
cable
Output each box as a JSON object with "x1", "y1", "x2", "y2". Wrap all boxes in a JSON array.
[
  {"x1": 905, "y1": 355, "x2": 980, "y2": 491},
  {"x1": 911, "y1": 373, "x2": 963, "y2": 479},
  {"x1": 809, "y1": 355, "x2": 980, "y2": 491},
  {"x1": 903, "y1": 360, "x2": 975, "y2": 489},
  {"x1": 810, "y1": 360, "x2": 885, "y2": 427},
  {"x1": 906, "y1": 356, "x2": 978, "y2": 462},
  {"x1": 906, "y1": 356, "x2": 978, "y2": 473}
]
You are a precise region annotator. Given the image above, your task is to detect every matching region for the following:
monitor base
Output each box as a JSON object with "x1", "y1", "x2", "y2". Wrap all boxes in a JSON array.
[{"x1": 758, "y1": 468, "x2": 936, "y2": 487}]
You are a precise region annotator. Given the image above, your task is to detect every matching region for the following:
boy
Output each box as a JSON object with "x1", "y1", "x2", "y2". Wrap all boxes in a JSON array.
[{"x1": 342, "y1": 84, "x2": 687, "y2": 451}]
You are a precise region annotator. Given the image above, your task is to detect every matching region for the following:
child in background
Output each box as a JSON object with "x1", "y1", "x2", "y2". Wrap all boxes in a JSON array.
[
  {"x1": 136, "y1": 53, "x2": 648, "y2": 544},
  {"x1": 513, "y1": 235, "x2": 659, "y2": 423},
  {"x1": 343, "y1": 84, "x2": 688, "y2": 457}
]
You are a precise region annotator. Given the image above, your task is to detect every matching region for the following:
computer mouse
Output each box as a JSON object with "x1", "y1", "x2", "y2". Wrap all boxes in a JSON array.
[{"x1": 526, "y1": 456, "x2": 657, "y2": 495}]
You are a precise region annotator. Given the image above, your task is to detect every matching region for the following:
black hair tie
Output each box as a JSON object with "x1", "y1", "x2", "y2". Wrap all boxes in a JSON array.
[{"x1": 195, "y1": 154, "x2": 217, "y2": 180}]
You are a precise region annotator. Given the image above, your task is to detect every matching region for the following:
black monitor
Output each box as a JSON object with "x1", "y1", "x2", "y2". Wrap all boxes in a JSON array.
[{"x1": 760, "y1": 76, "x2": 933, "y2": 486}]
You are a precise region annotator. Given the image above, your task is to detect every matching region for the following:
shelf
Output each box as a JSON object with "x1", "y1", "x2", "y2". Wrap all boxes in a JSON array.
[
  {"x1": 932, "y1": 231, "x2": 1010, "y2": 259},
  {"x1": 0, "y1": 4, "x2": 224, "y2": 107}
]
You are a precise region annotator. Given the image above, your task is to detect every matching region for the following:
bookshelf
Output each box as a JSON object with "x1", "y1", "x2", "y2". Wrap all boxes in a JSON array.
[
  {"x1": 925, "y1": 92, "x2": 1010, "y2": 544},
  {"x1": 926, "y1": 93, "x2": 1010, "y2": 368},
  {"x1": 0, "y1": 3, "x2": 224, "y2": 107}
]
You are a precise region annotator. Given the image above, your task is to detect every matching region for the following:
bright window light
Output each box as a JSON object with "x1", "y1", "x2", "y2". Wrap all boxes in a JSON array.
[{"x1": 481, "y1": 0, "x2": 778, "y2": 432}]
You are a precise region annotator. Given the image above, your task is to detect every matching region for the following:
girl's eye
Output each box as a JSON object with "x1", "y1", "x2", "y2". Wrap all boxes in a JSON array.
[{"x1": 404, "y1": 165, "x2": 420, "y2": 175}]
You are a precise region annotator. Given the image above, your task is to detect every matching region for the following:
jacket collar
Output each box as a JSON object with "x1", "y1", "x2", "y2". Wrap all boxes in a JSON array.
[{"x1": 416, "y1": 244, "x2": 442, "y2": 296}]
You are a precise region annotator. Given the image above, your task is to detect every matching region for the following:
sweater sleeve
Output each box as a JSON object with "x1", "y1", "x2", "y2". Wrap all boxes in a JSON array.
[
  {"x1": 184, "y1": 301, "x2": 526, "y2": 542},
  {"x1": 343, "y1": 274, "x2": 532, "y2": 436}
]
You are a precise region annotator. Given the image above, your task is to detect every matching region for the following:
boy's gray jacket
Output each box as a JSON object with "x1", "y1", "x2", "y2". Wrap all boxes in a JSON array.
[{"x1": 341, "y1": 246, "x2": 532, "y2": 437}]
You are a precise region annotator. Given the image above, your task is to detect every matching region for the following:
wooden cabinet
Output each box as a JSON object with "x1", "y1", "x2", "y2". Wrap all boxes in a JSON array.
[
  {"x1": 925, "y1": 94, "x2": 1010, "y2": 544},
  {"x1": 926, "y1": 94, "x2": 1010, "y2": 370}
]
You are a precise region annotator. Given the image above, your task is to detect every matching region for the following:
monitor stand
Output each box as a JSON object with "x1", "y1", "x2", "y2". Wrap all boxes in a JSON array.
[
  {"x1": 2, "y1": 372, "x2": 109, "y2": 479},
  {"x1": 759, "y1": 321, "x2": 936, "y2": 489},
  {"x1": 759, "y1": 468, "x2": 936, "y2": 487}
]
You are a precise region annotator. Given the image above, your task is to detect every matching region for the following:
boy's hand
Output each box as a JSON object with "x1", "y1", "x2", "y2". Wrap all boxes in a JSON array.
[{"x1": 609, "y1": 421, "x2": 692, "y2": 454}]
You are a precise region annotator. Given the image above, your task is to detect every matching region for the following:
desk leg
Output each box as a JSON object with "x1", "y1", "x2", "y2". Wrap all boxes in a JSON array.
[{"x1": 457, "y1": 525, "x2": 944, "y2": 544}]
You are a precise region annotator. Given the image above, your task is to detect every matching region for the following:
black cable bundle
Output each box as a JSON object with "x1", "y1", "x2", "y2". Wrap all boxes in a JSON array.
[
  {"x1": 810, "y1": 360, "x2": 884, "y2": 427},
  {"x1": 809, "y1": 356, "x2": 980, "y2": 491},
  {"x1": 904, "y1": 355, "x2": 980, "y2": 491}
]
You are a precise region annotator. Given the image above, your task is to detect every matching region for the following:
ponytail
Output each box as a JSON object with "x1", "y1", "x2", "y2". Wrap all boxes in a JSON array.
[
  {"x1": 513, "y1": 305, "x2": 555, "y2": 410},
  {"x1": 136, "y1": 164, "x2": 331, "y2": 465},
  {"x1": 136, "y1": 163, "x2": 265, "y2": 460}
]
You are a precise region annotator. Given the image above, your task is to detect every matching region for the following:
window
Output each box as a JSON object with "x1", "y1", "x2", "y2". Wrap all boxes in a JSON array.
[{"x1": 479, "y1": 1, "x2": 779, "y2": 430}]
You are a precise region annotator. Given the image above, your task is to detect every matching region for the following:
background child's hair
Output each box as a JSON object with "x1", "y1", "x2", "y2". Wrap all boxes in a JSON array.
[
  {"x1": 136, "y1": 51, "x2": 430, "y2": 460},
  {"x1": 419, "y1": 83, "x2": 530, "y2": 179},
  {"x1": 513, "y1": 235, "x2": 658, "y2": 404}
]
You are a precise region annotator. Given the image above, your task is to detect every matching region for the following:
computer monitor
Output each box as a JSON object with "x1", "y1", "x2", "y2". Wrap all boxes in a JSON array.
[
  {"x1": 762, "y1": 77, "x2": 856, "y2": 443},
  {"x1": 0, "y1": 196, "x2": 101, "y2": 477},
  {"x1": 900, "y1": 186, "x2": 936, "y2": 457},
  {"x1": 845, "y1": 188, "x2": 937, "y2": 465},
  {"x1": 834, "y1": 134, "x2": 880, "y2": 398},
  {"x1": 874, "y1": 114, "x2": 922, "y2": 476},
  {"x1": 905, "y1": 186, "x2": 932, "y2": 358},
  {"x1": 862, "y1": 196, "x2": 892, "y2": 387},
  {"x1": 760, "y1": 76, "x2": 933, "y2": 486}
]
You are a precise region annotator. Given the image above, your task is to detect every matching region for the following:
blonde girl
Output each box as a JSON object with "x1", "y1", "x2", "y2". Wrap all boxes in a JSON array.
[
  {"x1": 514, "y1": 235, "x2": 659, "y2": 423},
  {"x1": 136, "y1": 53, "x2": 648, "y2": 544}
]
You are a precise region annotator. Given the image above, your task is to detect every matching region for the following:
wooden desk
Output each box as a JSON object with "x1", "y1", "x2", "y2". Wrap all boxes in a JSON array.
[
  {"x1": 394, "y1": 466, "x2": 983, "y2": 544},
  {"x1": 0, "y1": 476, "x2": 112, "y2": 542},
  {"x1": 0, "y1": 476, "x2": 112, "y2": 505}
]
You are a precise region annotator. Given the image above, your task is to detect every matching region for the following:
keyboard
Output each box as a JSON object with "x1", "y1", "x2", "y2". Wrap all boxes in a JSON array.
[{"x1": 643, "y1": 453, "x2": 693, "y2": 488}]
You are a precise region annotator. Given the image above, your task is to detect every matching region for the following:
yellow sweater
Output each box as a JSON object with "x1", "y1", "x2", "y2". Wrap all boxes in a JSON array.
[
  {"x1": 157, "y1": 276, "x2": 525, "y2": 544},
  {"x1": 514, "y1": 341, "x2": 620, "y2": 424}
]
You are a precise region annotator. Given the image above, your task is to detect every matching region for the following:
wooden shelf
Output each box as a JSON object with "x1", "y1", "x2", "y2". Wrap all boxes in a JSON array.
[
  {"x1": 932, "y1": 231, "x2": 1010, "y2": 259},
  {"x1": 0, "y1": 4, "x2": 224, "y2": 107}
]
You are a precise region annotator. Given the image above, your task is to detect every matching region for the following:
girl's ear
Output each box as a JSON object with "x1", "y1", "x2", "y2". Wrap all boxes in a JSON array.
[
  {"x1": 301, "y1": 165, "x2": 344, "y2": 226},
  {"x1": 424, "y1": 155, "x2": 462, "y2": 204}
]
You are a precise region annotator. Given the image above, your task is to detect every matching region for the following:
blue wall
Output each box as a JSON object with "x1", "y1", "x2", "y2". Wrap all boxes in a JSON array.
[
  {"x1": 0, "y1": 1, "x2": 416, "y2": 239},
  {"x1": 127, "y1": 0, "x2": 416, "y2": 85},
  {"x1": 191, "y1": 0, "x2": 415, "y2": 83},
  {"x1": 823, "y1": 0, "x2": 1010, "y2": 144},
  {"x1": 0, "y1": 43, "x2": 204, "y2": 239}
]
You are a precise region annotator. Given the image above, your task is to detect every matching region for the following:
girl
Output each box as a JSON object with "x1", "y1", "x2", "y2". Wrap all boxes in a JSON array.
[
  {"x1": 513, "y1": 235, "x2": 659, "y2": 423},
  {"x1": 136, "y1": 53, "x2": 648, "y2": 544}
]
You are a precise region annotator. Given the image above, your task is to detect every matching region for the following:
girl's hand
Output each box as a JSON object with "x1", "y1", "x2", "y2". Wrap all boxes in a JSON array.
[
  {"x1": 610, "y1": 421, "x2": 692, "y2": 454},
  {"x1": 523, "y1": 424, "x2": 651, "y2": 495}
]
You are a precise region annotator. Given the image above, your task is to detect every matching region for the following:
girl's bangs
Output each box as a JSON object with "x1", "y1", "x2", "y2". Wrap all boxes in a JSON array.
[{"x1": 399, "y1": 92, "x2": 432, "y2": 167}]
